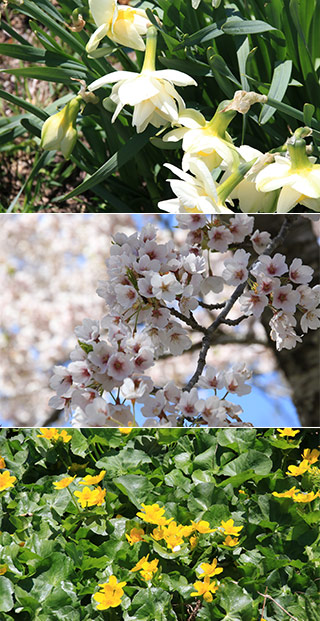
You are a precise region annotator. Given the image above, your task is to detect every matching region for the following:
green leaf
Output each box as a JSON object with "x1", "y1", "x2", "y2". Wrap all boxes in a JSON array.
[
  {"x1": 260, "y1": 60, "x2": 293, "y2": 124},
  {"x1": 3, "y1": 65, "x2": 90, "y2": 84},
  {"x1": 0, "y1": 576, "x2": 14, "y2": 612},
  {"x1": 70, "y1": 430, "x2": 89, "y2": 458},
  {"x1": 114, "y1": 474, "x2": 153, "y2": 508},
  {"x1": 54, "y1": 125, "x2": 156, "y2": 202},
  {"x1": 217, "y1": 581, "x2": 253, "y2": 620},
  {"x1": 222, "y1": 17, "x2": 277, "y2": 35},
  {"x1": 220, "y1": 450, "x2": 273, "y2": 477}
]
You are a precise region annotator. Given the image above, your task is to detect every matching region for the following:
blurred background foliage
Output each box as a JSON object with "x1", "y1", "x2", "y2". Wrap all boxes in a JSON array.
[{"x1": 0, "y1": 0, "x2": 320, "y2": 211}]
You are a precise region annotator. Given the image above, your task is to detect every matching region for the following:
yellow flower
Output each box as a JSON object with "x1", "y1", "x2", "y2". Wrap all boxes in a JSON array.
[
  {"x1": 162, "y1": 521, "x2": 186, "y2": 551},
  {"x1": 74, "y1": 486, "x2": 106, "y2": 508},
  {"x1": 276, "y1": 428, "x2": 300, "y2": 437},
  {"x1": 130, "y1": 555, "x2": 159, "y2": 581},
  {"x1": 191, "y1": 576, "x2": 219, "y2": 603},
  {"x1": 89, "y1": 486, "x2": 106, "y2": 506},
  {"x1": 223, "y1": 536, "x2": 239, "y2": 547},
  {"x1": 136, "y1": 503, "x2": 172, "y2": 526},
  {"x1": 301, "y1": 449, "x2": 320, "y2": 465},
  {"x1": 79, "y1": 470, "x2": 106, "y2": 485},
  {"x1": 37, "y1": 428, "x2": 60, "y2": 441},
  {"x1": 151, "y1": 526, "x2": 166, "y2": 541},
  {"x1": 292, "y1": 490, "x2": 320, "y2": 503},
  {"x1": 189, "y1": 534, "x2": 198, "y2": 550},
  {"x1": 139, "y1": 558, "x2": 159, "y2": 581},
  {"x1": 86, "y1": 0, "x2": 150, "y2": 54},
  {"x1": 220, "y1": 519, "x2": 243, "y2": 536},
  {"x1": 272, "y1": 486, "x2": 298, "y2": 499},
  {"x1": 0, "y1": 457, "x2": 6, "y2": 469},
  {"x1": 53, "y1": 476, "x2": 76, "y2": 489},
  {"x1": 191, "y1": 520, "x2": 216, "y2": 534},
  {"x1": 59, "y1": 430, "x2": 72, "y2": 443},
  {"x1": 0, "y1": 471, "x2": 17, "y2": 492},
  {"x1": 198, "y1": 559, "x2": 223, "y2": 578},
  {"x1": 40, "y1": 97, "x2": 81, "y2": 159},
  {"x1": 93, "y1": 575, "x2": 127, "y2": 610},
  {"x1": 37, "y1": 428, "x2": 71, "y2": 443},
  {"x1": 126, "y1": 527, "x2": 145, "y2": 545},
  {"x1": 286, "y1": 460, "x2": 310, "y2": 476},
  {"x1": 119, "y1": 427, "x2": 133, "y2": 434},
  {"x1": 130, "y1": 554, "x2": 150, "y2": 572},
  {"x1": 0, "y1": 564, "x2": 7, "y2": 575}
]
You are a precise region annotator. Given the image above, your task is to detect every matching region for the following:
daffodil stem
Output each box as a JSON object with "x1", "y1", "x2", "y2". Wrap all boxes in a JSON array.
[
  {"x1": 287, "y1": 138, "x2": 311, "y2": 170},
  {"x1": 142, "y1": 26, "x2": 157, "y2": 72}
]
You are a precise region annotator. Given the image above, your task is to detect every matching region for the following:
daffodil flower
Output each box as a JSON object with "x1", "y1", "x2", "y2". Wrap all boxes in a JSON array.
[
  {"x1": 88, "y1": 27, "x2": 197, "y2": 133},
  {"x1": 255, "y1": 136, "x2": 320, "y2": 213},
  {"x1": 158, "y1": 157, "x2": 254, "y2": 214},
  {"x1": 221, "y1": 145, "x2": 279, "y2": 212},
  {"x1": 163, "y1": 105, "x2": 239, "y2": 172},
  {"x1": 40, "y1": 96, "x2": 81, "y2": 159},
  {"x1": 86, "y1": 0, "x2": 150, "y2": 54}
]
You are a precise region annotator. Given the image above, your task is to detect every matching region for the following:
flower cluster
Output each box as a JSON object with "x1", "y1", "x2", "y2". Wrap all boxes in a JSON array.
[
  {"x1": 49, "y1": 216, "x2": 319, "y2": 428},
  {"x1": 53, "y1": 469, "x2": 106, "y2": 508},
  {"x1": 37, "y1": 428, "x2": 72, "y2": 443},
  {"x1": 38, "y1": 1, "x2": 320, "y2": 213},
  {"x1": 272, "y1": 446, "x2": 320, "y2": 503}
]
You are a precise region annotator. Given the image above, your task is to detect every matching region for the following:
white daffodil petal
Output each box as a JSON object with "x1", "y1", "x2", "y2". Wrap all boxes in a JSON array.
[
  {"x1": 276, "y1": 186, "x2": 300, "y2": 213},
  {"x1": 88, "y1": 71, "x2": 136, "y2": 91},
  {"x1": 89, "y1": 0, "x2": 116, "y2": 27},
  {"x1": 291, "y1": 169, "x2": 320, "y2": 198},
  {"x1": 162, "y1": 127, "x2": 187, "y2": 142},
  {"x1": 255, "y1": 161, "x2": 291, "y2": 191},
  {"x1": 154, "y1": 69, "x2": 197, "y2": 86},
  {"x1": 132, "y1": 100, "x2": 155, "y2": 132},
  {"x1": 164, "y1": 163, "x2": 195, "y2": 183},
  {"x1": 169, "y1": 180, "x2": 201, "y2": 209},
  {"x1": 178, "y1": 108, "x2": 206, "y2": 128},
  {"x1": 118, "y1": 76, "x2": 159, "y2": 104},
  {"x1": 301, "y1": 197, "x2": 320, "y2": 211},
  {"x1": 158, "y1": 198, "x2": 182, "y2": 213},
  {"x1": 112, "y1": 18, "x2": 146, "y2": 51},
  {"x1": 86, "y1": 23, "x2": 110, "y2": 53}
]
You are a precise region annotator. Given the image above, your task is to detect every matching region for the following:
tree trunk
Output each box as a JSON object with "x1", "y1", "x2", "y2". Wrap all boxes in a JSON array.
[{"x1": 255, "y1": 215, "x2": 320, "y2": 427}]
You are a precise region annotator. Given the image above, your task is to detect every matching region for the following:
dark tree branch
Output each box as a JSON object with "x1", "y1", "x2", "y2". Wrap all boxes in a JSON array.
[
  {"x1": 183, "y1": 216, "x2": 299, "y2": 392},
  {"x1": 169, "y1": 307, "x2": 206, "y2": 334}
]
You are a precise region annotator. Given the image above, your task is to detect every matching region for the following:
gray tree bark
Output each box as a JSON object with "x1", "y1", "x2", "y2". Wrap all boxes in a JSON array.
[{"x1": 254, "y1": 215, "x2": 319, "y2": 427}]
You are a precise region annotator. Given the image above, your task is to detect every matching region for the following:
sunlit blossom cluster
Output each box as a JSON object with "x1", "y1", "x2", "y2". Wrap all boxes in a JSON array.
[
  {"x1": 272, "y1": 436, "x2": 320, "y2": 504},
  {"x1": 39, "y1": 1, "x2": 320, "y2": 213},
  {"x1": 49, "y1": 216, "x2": 319, "y2": 428},
  {"x1": 53, "y1": 469, "x2": 107, "y2": 507},
  {"x1": 0, "y1": 214, "x2": 135, "y2": 426}
]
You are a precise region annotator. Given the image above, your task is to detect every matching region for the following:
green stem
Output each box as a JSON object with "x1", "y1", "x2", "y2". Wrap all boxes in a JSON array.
[
  {"x1": 67, "y1": 485, "x2": 81, "y2": 513},
  {"x1": 142, "y1": 26, "x2": 157, "y2": 73}
]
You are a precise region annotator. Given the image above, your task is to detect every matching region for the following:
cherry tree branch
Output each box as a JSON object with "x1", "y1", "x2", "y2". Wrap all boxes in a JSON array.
[{"x1": 183, "y1": 216, "x2": 299, "y2": 392}]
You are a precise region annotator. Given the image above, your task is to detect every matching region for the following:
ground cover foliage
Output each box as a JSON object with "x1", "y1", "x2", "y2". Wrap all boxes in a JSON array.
[
  {"x1": 0, "y1": 427, "x2": 319, "y2": 620},
  {"x1": 0, "y1": 0, "x2": 320, "y2": 212}
]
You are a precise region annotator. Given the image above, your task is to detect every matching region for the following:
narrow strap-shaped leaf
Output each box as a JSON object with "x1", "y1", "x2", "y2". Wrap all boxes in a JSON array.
[
  {"x1": 0, "y1": 88, "x2": 48, "y2": 120},
  {"x1": 53, "y1": 126, "x2": 156, "y2": 202},
  {"x1": 2, "y1": 65, "x2": 90, "y2": 84},
  {"x1": 259, "y1": 60, "x2": 292, "y2": 125},
  {"x1": 7, "y1": 151, "x2": 53, "y2": 213},
  {"x1": 222, "y1": 17, "x2": 277, "y2": 35}
]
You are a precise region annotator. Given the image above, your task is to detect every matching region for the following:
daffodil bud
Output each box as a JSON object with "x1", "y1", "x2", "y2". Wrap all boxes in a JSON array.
[{"x1": 40, "y1": 96, "x2": 81, "y2": 159}]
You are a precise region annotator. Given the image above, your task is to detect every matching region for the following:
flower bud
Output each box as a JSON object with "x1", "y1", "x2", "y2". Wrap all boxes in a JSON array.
[{"x1": 40, "y1": 96, "x2": 81, "y2": 159}]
